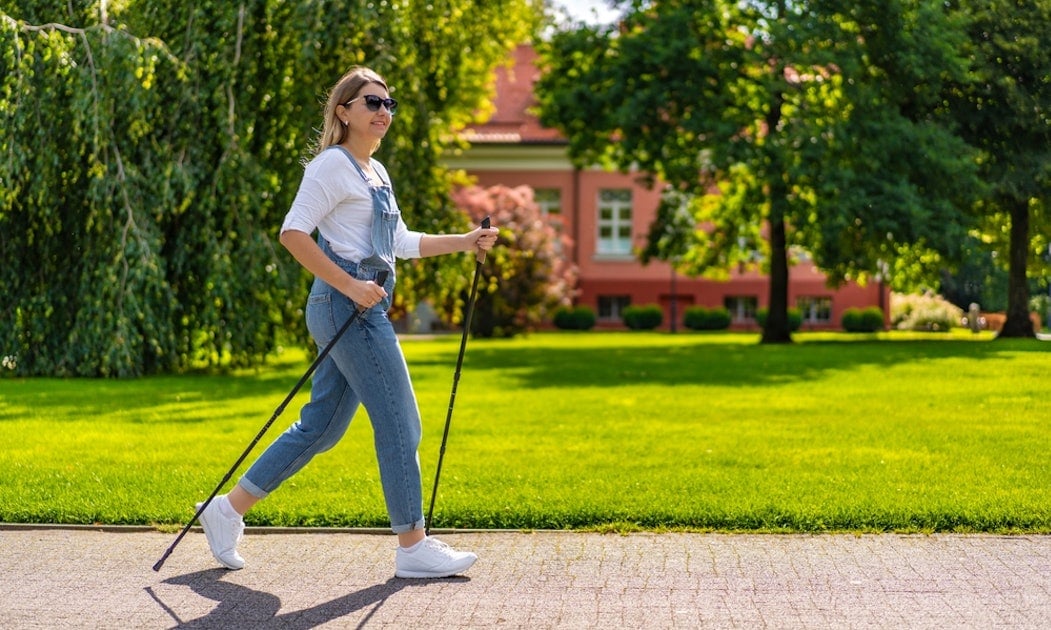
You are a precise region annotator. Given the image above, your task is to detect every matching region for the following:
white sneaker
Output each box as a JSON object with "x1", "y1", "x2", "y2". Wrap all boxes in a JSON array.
[
  {"x1": 394, "y1": 538, "x2": 477, "y2": 579},
  {"x1": 196, "y1": 498, "x2": 245, "y2": 570}
]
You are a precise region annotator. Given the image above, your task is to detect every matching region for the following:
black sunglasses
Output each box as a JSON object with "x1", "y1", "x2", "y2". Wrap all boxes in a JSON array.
[{"x1": 344, "y1": 94, "x2": 398, "y2": 114}]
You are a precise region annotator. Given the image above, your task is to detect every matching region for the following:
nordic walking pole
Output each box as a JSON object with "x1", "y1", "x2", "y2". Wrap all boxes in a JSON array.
[
  {"x1": 426, "y1": 216, "x2": 490, "y2": 535},
  {"x1": 153, "y1": 270, "x2": 388, "y2": 572}
]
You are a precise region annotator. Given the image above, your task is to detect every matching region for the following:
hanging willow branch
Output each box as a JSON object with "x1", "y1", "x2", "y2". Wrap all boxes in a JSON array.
[{"x1": 1, "y1": 16, "x2": 187, "y2": 375}]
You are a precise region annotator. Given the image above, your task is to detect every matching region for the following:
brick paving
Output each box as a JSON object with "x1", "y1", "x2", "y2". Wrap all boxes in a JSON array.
[{"x1": 0, "y1": 527, "x2": 1049, "y2": 629}]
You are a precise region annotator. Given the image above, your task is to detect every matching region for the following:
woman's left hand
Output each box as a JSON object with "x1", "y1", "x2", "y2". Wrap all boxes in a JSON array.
[{"x1": 468, "y1": 225, "x2": 499, "y2": 252}]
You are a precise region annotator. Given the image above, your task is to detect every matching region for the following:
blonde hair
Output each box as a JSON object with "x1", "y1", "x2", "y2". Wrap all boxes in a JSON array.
[{"x1": 315, "y1": 66, "x2": 390, "y2": 155}]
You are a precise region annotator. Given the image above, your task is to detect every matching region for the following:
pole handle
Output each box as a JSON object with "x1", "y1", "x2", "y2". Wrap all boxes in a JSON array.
[{"x1": 476, "y1": 216, "x2": 491, "y2": 264}]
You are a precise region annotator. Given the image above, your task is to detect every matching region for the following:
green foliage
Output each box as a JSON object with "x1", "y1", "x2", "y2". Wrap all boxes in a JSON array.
[
  {"x1": 536, "y1": 0, "x2": 983, "y2": 344},
  {"x1": 451, "y1": 185, "x2": 576, "y2": 338},
  {"x1": 841, "y1": 309, "x2": 861, "y2": 332},
  {"x1": 860, "y1": 307, "x2": 886, "y2": 332},
  {"x1": 945, "y1": 0, "x2": 1051, "y2": 208},
  {"x1": 842, "y1": 307, "x2": 885, "y2": 333},
  {"x1": 622, "y1": 304, "x2": 663, "y2": 330},
  {"x1": 553, "y1": 306, "x2": 596, "y2": 331},
  {"x1": 0, "y1": 16, "x2": 188, "y2": 376},
  {"x1": 1031, "y1": 294, "x2": 1049, "y2": 331},
  {"x1": 801, "y1": 1, "x2": 983, "y2": 280},
  {"x1": 0, "y1": 2, "x2": 543, "y2": 376},
  {"x1": 756, "y1": 307, "x2": 803, "y2": 332},
  {"x1": 891, "y1": 293, "x2": 963, "y2": 332},
  {"x1": 683, "y1": 306, "x2": 732, "y2": 331},
  {"x1": 943, "y1": 0, "x2": 1051, "y2": 337},
  {"x1": 939, "y1": 241, "x2": 1010, "y2": 312}
]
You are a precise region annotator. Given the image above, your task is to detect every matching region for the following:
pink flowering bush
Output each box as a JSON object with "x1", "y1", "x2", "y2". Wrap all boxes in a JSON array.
[{"x1": 451, "y1": 185, "x2": 578, "y2": 337}]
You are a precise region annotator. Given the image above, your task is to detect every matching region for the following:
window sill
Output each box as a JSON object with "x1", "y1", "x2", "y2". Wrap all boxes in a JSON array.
[{"x1": 592, "y1": 253, "x2": 635, "y2": 263}]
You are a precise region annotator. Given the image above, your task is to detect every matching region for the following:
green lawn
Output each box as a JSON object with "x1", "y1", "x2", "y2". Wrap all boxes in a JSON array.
[{"x1": 1, "y1": 331, "x2": 1048, "y2": 533}]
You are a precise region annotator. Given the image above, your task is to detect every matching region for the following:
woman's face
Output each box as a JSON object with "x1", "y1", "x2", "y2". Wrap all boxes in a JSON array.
[{"x1": 339, "y1": 83, "x2": 396, "y2": 143}]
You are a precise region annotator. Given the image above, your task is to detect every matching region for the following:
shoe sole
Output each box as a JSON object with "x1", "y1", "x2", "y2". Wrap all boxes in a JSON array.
[
  {"x1": 210, "y1": 554, "x2": 245, "y2": 571},
  {"x1": 394, "y1": 568, "x2": 469, "y2": 579},
  {"x1": 395, "y1": 557, "x2": 477, "y2": 579}
]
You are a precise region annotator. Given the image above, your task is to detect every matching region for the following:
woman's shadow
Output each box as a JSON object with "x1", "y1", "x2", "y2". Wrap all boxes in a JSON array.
[{"x1": 148, "y1": 568, "x2": 467, "y2": 629}]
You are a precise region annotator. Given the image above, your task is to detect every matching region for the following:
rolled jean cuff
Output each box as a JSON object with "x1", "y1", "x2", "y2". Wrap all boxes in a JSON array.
[
  {"x1": 391, "y1": 518, "x2": 426, "y2": 534},
  {"x1": 237, "y1": 476, "x2": 270, "y2": 499}
]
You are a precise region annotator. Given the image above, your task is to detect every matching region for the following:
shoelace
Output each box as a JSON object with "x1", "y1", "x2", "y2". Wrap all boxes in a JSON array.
[{"x1": 425, "y1": 539, "x2": 453, "y2": 554}]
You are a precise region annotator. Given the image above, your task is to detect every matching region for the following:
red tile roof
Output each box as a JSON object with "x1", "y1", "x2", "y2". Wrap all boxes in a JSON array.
[{"x1": 462, "y1": 44, "x2": 566, "y2": 144}]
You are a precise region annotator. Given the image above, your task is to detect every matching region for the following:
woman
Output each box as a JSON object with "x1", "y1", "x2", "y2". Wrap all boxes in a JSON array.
[{"x1": 196, "y1": 66, "x2": 498, "y2": 579}]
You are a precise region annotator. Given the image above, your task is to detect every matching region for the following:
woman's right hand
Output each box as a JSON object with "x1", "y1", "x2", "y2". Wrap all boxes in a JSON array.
[
  {"x1": 349, "y1": 276, "x2": 387, "y2": 310},
  {"x1": 279, "y1": 230, "x2": 388, "y2": 310}
]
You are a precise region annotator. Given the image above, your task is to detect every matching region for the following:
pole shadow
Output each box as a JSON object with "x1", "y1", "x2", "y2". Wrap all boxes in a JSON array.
[{"x1": 149, "y1": 568, "x2": 467, "y2": 629}]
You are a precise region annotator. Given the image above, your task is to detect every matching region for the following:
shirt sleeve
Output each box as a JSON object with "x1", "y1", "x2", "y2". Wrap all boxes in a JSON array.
[
  {"x1": 395, "y1": 218, "x2": 424, "y2": 259},
  {"x1": 281, "y1": 171, "x2": 339, "y2": 236},
  {"x1": 281, "y1": 151, "x2": 355, "y2": 237}
]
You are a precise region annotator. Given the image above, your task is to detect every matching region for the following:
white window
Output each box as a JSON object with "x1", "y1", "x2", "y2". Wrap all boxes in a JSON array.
[
  {"x1": 534, "y1": 188, "x2": 564, "y2": 256},
  {"x1": 797, "y1": 296, "x2": 832, "y2": 323},
  {"x1": 598, "y1": 295, "x2": 631, "y2": 321},
  {"x1": 724, "y1": 296, "x2": 758, "y2": 323},
  {"x1": 597, "y1": 189, "x2": 633, "y2": 256},
  {"x1": 534, "y1": 188, "x2": 562, "y2": 216}
]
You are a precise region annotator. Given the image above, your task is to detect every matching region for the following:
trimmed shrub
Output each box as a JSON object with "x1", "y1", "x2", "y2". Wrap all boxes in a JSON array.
[
  {"x1": 756, "y1": 307, "x2": 803, "y2": 331},
  {"x1": 842, "y1": 307, "x2": 885, "y2": 332},
  {"x1": 572, "y1": 306, "x2": 597, "y2": 330},
  {"x1": 842, "y1": 308, "x2": 861, "y2": 332},
  {"x1": 623, "y1": 304, "x2": 663, "y2": 330},
  {"x1": 683, "y1": 306, "x2": 732, "y2": 331},
  {"x1": 552, "y1": 307, "x2": 572, "y2": 329},
  {"x1": 553, "y1": 306, "x2": 596, "y2": 331},
  {"x1": 859, "y1": 307, "x2": 885, "y2": 332}
]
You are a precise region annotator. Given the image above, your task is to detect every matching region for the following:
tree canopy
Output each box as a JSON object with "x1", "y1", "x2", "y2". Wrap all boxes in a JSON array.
[
  {"x1": 536, "y1": 0, "x2": 988, "y2": 342},
  {"x1": 0, "y1": 0, "x2": 542, "y2": 376},
  {"x1": 943, "y1": 0, "x2": 1051, "y2": 337}
]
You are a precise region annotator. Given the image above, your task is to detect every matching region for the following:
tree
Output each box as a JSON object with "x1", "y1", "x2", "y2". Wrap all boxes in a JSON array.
[
  {"x1": 535, "y1": 0, "x2": 981, "y2": 343},
  {"x1": 451, "y1": 185, "x2": 577, "y2": 337},
  {"x1": 0, "y1": 12, "x2": 192, "y2": 376},
  {"x1": 944, "y1": 0, "x2": 1051, "y2": 338},
  {"x1": 0, "y1": 1, "x2": 543, "y2": 376}
]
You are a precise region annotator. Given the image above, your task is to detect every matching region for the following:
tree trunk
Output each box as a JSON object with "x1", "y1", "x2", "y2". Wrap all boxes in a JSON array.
[
  {"x1": 761, "y1": 88, "x2": 792, "y2": 344},
  {"x1": 997, "y1": 198, "x2": 1034, "y2": 338},
  {"x1": 763, "y1": 207, "x2": 793, "y2": 344}
]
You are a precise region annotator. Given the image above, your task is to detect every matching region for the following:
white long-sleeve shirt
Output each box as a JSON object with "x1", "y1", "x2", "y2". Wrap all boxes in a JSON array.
[{"x1": 281, "y1": 147, "x2": 423, "y2": 262}]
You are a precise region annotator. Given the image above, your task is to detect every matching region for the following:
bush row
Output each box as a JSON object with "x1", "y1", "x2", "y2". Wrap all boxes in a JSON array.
[
  {"x1": 841, "y1": 307, "x2": 886, "y2": 332},
  {"x1": 553, "y1": 304, "x2": 891, "y2": 332},
  {"x1": 552, "y1": 306, "x2": 597, "y2": 330}
]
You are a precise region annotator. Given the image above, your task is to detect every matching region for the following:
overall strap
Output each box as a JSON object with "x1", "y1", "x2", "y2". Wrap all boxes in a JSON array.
[{"x1": 327, "y1": 145, "x2": 390, "y2": 186}]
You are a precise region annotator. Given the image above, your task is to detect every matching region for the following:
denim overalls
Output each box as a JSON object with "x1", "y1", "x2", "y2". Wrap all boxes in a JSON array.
[{"x1": 240, "y1": 147, "x2": 426, "y2": 534}]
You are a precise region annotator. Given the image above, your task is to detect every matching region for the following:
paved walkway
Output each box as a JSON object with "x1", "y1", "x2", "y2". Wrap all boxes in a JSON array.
[{"x1": 0, "y1": 527, "x2": 1049, "y2": 628}]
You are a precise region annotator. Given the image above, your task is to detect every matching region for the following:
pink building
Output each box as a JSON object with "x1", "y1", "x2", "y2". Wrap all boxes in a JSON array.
[{"x1": 445, "y1": 45, "x2": 887, "y2": 331}]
